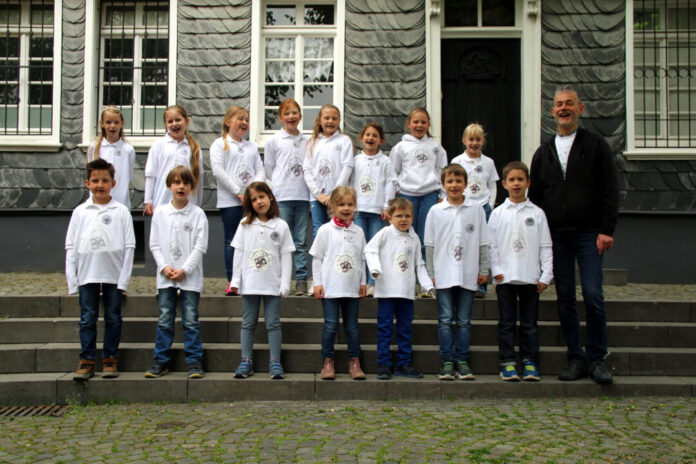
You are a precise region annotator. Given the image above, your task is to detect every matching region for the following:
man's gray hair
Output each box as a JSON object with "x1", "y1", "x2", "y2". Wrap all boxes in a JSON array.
[{"x1": 554, "y1": 85, "x2": 582, "y2": 104}]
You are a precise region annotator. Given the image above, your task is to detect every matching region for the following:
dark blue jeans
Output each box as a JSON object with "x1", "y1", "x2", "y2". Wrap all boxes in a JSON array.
[
  {"x1": 436, "y1": 286, "x2": 474, "y2": 362},
  {"x1": 321, "y1": 298, "x2": 361, "y2": 359},
  {"x1": 496, "y1": 283, "x2": 539, "y2": 365},
  {"x1": 220, "y1": 206, "x2": 243, "y2": 281},
  {"x1": 377, "y1": 298, "x2": 414, "y2": 367},
  {"x1": 552, "y1": 230, "x2": 607, "y2": 364},
  {"x1": 278, "y1": 200, "x2": 310, "y2": 281},
  {"x1": 397, "y1": 190, "x2": 439, "y2": 260},
  {"x1": 353, "y1": 211, "x2": 386, "y2": 285},
  {"x1": 78, "y1": 283, "x2": 122, "y2": 360},
  {"x1": 153, "y1": 288, "x2": 203, "y2": 366},
  {"x1": 310, "y1": 200, "x2": 329, "y2": 240}
]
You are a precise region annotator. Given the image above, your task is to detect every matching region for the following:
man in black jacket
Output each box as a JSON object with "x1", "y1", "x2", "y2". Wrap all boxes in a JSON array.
[{"x1": 529, "y1": 86, "x2": 618, "y2": 384}]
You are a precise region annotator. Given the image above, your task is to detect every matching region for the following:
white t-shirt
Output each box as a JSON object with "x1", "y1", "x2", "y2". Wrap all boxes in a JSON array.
[
  {"x1": 309, "y1": 221, "x2": 366, "y2": 298},
  {"x1": 230, "y1": 217, "x2": 295, "y2": 295},
  {"x1": 424, "y1": 198, "x2": 489, "y2": 291},
  {"x1": 389, "y1": 134, "x2": 448, "y2": 197},
  {"x1": 87, "y1": 138, "x2": 136, "y2": 208},
  {"x1": 303, "y1": 132, "x2": 354, "y2": 200},
  {"x1": 351, "y1": 151, "x2": 397, "y2": 214},
  {"x1": 144, "y1": 134, "x2": 204, "y2": 208},
  {"x1": 451, "y1": 152, "x2": 499, "y2": 206},
  {"x1": 65, "y1": 198, "x2": 135, "y2": 294},
  {"x1": 365, "y1": 225, "x2": 433, "y2": 299},
  {"x1": 264, "y1": 129, "x2": 310, "y2": 202},
  {"x1": 488, "y1": 199, "x2": 553, "y2": 285},
  {"x1": 149, "y1": 201, "x2": 208, "y2": 292},
  {"x1": 210, "y1": 135, "x2": 265, "y2": 208},
  {"x1": 554, "y1": 132, "x2": 577, "y2": 176}
]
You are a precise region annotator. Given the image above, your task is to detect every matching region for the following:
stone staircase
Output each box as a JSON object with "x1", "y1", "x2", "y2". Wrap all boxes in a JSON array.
[{"x1": 0, "y1": 295, "x2": 695, "y2": 404}]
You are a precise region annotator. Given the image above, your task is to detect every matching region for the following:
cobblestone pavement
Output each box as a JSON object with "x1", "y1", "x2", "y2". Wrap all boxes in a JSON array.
[
  {"x1": 0, "y1": 398, "x2": 694, "y2": 463},
  {"x1": 1, "y1": 272, "x2": 695, "y2": 300}
]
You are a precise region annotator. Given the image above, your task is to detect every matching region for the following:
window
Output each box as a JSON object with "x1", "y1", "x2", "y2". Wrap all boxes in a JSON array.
[
  {"x1": 444, "y1": 0, "x2": 516, "y2": 28},
  {"x1": 0, "y1": 1, "x2": 55, "y2": 136}
]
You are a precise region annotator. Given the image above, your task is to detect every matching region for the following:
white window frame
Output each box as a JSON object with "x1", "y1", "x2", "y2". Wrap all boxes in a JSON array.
[
  {"x1": 250, "y1": 0, "x2": 345, "y2": 147},
  {"x1": 0, "y1": 0, "x2": 62, "y2": 151},
  {"x1": 625, "y1": 0, "x2": 696, "y2": 160},
  {"x1": 82, "y1": 0, "x2": 177, "y2": 152}
]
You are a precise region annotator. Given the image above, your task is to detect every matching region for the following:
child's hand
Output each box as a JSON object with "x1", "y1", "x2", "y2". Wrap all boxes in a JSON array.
[
  {"x1": 494, "y1": 274, "x2": 504, "y2": 283},
  {"x1": 380, "y1": 210, "x2": 389, "y2": 221},
  {"x1": 537, "y1": 282, "x2": 548, "y2": 294},
  {"x1": 317, "y1": 193, "x2": 330, "y2": 205},
  {"x1": 314, "y1": 285, "x2": 324, "y2": 299},
  {"x1": 359, "y1": 285, "x2": 366, "y2": 298},
  {"x1": 237, "y1": 194, "x2": 245, "y2": 203},
  {"x1": 230, "y1": 286, "x2": 239, "y2": 294},
  {"x1": 171, "y1": 269, "x2": 186, "y2": 282},
  {"x1": 143, "y1": 204, "x2": 154, "y2": 216},
  {"x1": 161, "y1": 266, "x2": 175, "y2": 279},
  {"x1": 477, "y1": 274, "x2": 488, "y2": 285},
  {"x1": 371, "y1": 271, "x2": 380, "y2": 280}
]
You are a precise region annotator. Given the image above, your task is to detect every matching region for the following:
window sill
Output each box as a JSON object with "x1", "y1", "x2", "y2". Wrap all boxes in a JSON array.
[
  {"x1": 0, "y1": 137, "x2": 62, "y2": 152},
  {"x1": 623, "y1": 149, "x2": 696, "y2": 160}
]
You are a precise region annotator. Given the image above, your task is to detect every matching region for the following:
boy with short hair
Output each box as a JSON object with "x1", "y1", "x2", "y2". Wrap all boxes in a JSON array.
[
  {"x1": 66, "y1": 159, "x2": 135, "y2": 380},
  {"x1": 489, "y1": 161, "x2": 553, "y2": 381},
  {"x1": 146, "y1": 166, "x2": 208, "y2": 379},
  {"x1": 365, "y1": 197, "x2": 434, "y2": 380},
  {"x1": 424, "y1": 164, "x2": 489, "y2": 381}
]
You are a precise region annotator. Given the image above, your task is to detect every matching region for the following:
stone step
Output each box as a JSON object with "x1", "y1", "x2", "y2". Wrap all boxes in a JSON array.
[
  {"x1": 2, "y1": 296, "x2": 695, "y2": 322},
  {"x1": 2, "y1": 317, "x2": 695, "y2": 348},
  {"x1": 2, "y1": 343, "x2": 694, "y2": 376},
  {"x1": 1, "y1": 372, "x2": 692, "y2": 406}
]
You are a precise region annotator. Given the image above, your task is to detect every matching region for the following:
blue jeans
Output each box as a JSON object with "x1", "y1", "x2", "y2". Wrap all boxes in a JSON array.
[
  {"x1": 377, "y1": 298, "x2": 414, "y2": 367},
  {"x1": 552, "y1": 230, "x2": 607, "y2": 364},
  {"x1": 496, "y1": 283, "x2": 539, "y2": 365},
  {"x1": 321, "y1": 298, "x2": 361, "y2": 359},
  {"x1": 353, "y1": 211, "x2": 386, "y2": 285},
  {"x1": 241, "y1": 295, "x2": 282, "y2": 361},
  {"x1": 220, "y1": 206, "x2": 243, "y2": 281},
  {"x1": 278, "y1": 201, "x2": 310, "y2": 281},
  {"x1": 310, "y1": 200, "x2": 329, "y2": 240},
  {"x1": 436, "y1": 286, "x2": 474, "y2": 362},
  {"x1": 398, "y1": 190, "x2": 439, "y2": 260},
  {"x1": 78, "y1": 283, "x2": 122, "y2": 360},
  {"x1": 153, "y1": 288, "x2": 203, "y2": 366},
  {"x1": 478, "y1": 202, "x2": 493, "y2": 296}
]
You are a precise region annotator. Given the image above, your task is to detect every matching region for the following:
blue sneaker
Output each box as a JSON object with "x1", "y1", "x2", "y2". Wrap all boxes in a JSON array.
[
  {"x1": 234, "y1": 358, "x2": 254, "y2": 378},
  {"x1": 523, "y1": 361, "x2": 540, "y2": 381},
  {"x1": 269, "y1": 360, "x2": 285, "y2": 379},
  {"x1": 499, "y1": 364, "x2": 520, "y2": 381}
]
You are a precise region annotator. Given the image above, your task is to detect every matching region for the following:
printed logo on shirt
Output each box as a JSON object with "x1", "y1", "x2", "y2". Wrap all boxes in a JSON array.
[
  {"x1": 510, "y1": 230, "x2": 529, "y2": 258},
  {"x1": 525, "y1": 217, "x2": 535, "y2": 226},
  {"x1": 249, "y1": 248, "x2": 273, "y2": 272},
  {"x1": 359, "y1": 176, "x2": 376, "y2": 195},
  {"x1": 413, "y1": 149, "x2": 429, "y2": 165},
  {"x1": 334, "y1": 252, "x2": 356, "y2": 276},
  {"x1": 183, "y1": 222, "x2": 193, "y2": 232},
  {"x1": 317, "y1": 159, "x2": 333, "y2": 179},
  {"x1": 289, "y1": 156, "x2": 304, "y2": 177},
  {"x1": 467, "y1": 177, "x2": 484, "y2": 196},
  {"x1": 465, "y1": 224, "x2": 475, "y2": 233},
  {"x1": 236, "y1": 162, "x2": 253, "y2": 186},
  {"x1": 85, "y1": 227, "x2": 112, "y2": 253},
  {"x1": 270, "y1": 231, "x2": 280, "y2": 242},
  {"x1": 448, "y1": 233, "x2": 466, "y2": 263},
  {"x1": 393, "y1": 250, "x2": 410, "y2": 273},
  {"x1": 101, "y1": 215, "x2": 112, "y2": 225},
  {"x1": 169, "y1": 239, "x2": 184, "y2": 262},
  {"x1": 475, "y1": 165, "x2": 484, "y2": 173}
]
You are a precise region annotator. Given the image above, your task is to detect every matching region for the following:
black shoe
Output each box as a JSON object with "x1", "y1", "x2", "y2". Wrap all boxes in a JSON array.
[
  {"x1": 145, "y1": 362, "x2": 169, "y2": 378},
  {"x1": 188, "y1": 362, "x2": 205, "y2": 379},
  {"x1": 376, "y1": 365, "x2": 392, "y2": 380},
  {"x1": 394, "y1": 364, "x2": 424, "y2": 379},
  {"x1": 590, "y1": 362, "x2": 613, "y2": 384},
  {"x1": 558, "y1": 358, "x2": 588, "y2": 381}
]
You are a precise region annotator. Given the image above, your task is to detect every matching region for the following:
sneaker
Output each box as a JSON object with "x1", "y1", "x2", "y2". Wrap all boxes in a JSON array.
[
  {"x1": 295, "y1": 280, "x2": 307, "y2": 296},
  {"x1": 234, "y1": 358, "x2": 254, "y2": 378},
  {"x1": 394, "y1": 364, "x2": 424, "y2": 379},
  {"x1": 418, "y1": 285, "x2": 434, "y2": 299},
  {"x1": 145, "y1": 362, "x2": 168, "y2": 378},
  {"x1": 269, "y1": 360, "x2": 285, "y2": 379},
  {"x1": 188, "y1": 363, "x2": 205, "y2": 379},
  {"x1": 73, "y1": 359, "x2": 95, "y2": 381},
  {"x1": 366, "y1": 285, "x2": 375, "y2": 297},
  {"x1": 500, "y1": 364, "x2": 520, "y2": 381},
  {"x1": 376, "y1": 364, "x2": 392, "y2": 380},
  {"x1": 456, "y1": 360, "x2": 476, "y2": 380},
  {"x1": 101, "y1": 357, "x2": 119, "y2": 378},
  {"x1": 439, "y1": 361, "x2": 455, "y2": 380},
  {"x1": 590, "y1": 362, "x2": 613, "y2": 385},
  {"x1": 522, "y1": 361, "x2": 540, "y2": 381},
  {"x1": 558, "y1": 358, "x2": 588, "y2": 381}
]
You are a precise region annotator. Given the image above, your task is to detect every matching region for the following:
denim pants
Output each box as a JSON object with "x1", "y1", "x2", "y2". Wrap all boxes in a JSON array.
[
  {"x1": 153, "y1": 287, "x2": 203, "y2": 366},
  {"x1": 353, "y1": 211, "x2": 386, "y2": 285},
  {"x1": 496, "y1": 283, "x2": 540, "y2": 365},
  {"x1": 310, "y1": 200, "x2": 329, "y2": 240},
  {"x1": 321, "y1": 298, "x2": 361, "y2": 359},
  {"x1": 478, "y1": 203, "x2": 492, "y2": 296},
  {"x1": 78, "y1": 283, "x2": 122, "y2": 360},
  {"x1": 220, "y1": 206, "x2": 243, "y2": 281},
  {"x1": 398, "y1": 190, "x2": 438, "y2": 260},
  {"x1": 552, "y1": 230, "x2": 607, "y2": 364},
  {"x1": 436, "y1": 286, "x2": 474, "y2": 362},
  {"x1": 278, "y1": 201, "x2": 310, "y2": 281},
  {"x1": 241, "y1": 295, "x2": 282, "y2": 361},
  {"x1": 377, "y1": 298, "x2": 414, "y2": 367}
]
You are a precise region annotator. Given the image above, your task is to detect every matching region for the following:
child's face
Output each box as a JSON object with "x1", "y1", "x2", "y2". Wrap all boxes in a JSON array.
[
  {"x1": 226, "y1": 111, "x2": 250, "y2": 141},
  {"x1": 86, "y1": 169, "x2": 115, "y2": 204},
  {"x1": 249, "y1": 188, "x2": 271, "y2": 218},
  {"x1": 164, "y1": 110, "x2": 190, "y2": 142},
  {"x1": 463, "y1": 135, "x2": 484, "y2": 157},
  {"x1": 101, "y1": 111, "x2": 123, "y2": 141},
  {"x1": 279, "y1": 106, "x2": 302, "y2": 133},
  {"x1": 168, "y1": 176, "x2": 192, "y2": 202},
  {"x1": 389, "y1": 207, "x2": 413, "y2": 232},
  {"x1": 361, "y1": 126, "x2": 383, "y2": 155},
  {"x1": 502, "y1": 169, "x2": 530, "y2": 203},
  {"x1": 333, "y1": 194, "x2": 355, "y2": 221},
  {"x1": 320, "y1": 108, "x2": 340, "y2": 136},
  {"x1": 444, "y1": 173, "x2": 466, "y2": 202},
  {"x1": 408, "y1": 111, "x2": 430, "y2": 139}
]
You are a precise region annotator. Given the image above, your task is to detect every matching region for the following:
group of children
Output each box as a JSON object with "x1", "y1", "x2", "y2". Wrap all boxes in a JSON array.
[{"x1": 66, "y1": 100, "x2": 552, "y2": 384}]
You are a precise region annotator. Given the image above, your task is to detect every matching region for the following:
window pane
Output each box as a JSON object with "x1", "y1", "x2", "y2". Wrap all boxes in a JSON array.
[
  {"x1": 143, "y1": 6, "x2": 168, "y2": 27},
  {"x1": 634, "y1": 9, "x2": 659, "y2": 30},
  {"x1": 265, "y1": 61, "x2": 295, "y2": 83},
  {"x1": 0, "y1": 107, "x2": 18, "y2": 129},
  {"x1": 31, "y1": 5, "x2": 53, "y2": 25},
  {"x1": 304, "y1": 38, "x2": 333, "y2": 59},
  {"x1": 445, "y1": 0, "x2": 477, "y2": 27},
  {"x1": 142, "y1": 63, "x2": 167, "y2": 82},
  {"x1": 0, "y1": 84, "x2": 19, "y2": 104},
  {"x1": 143, "y1": 38, "x2": 168, "y2": 59},
  {"x1": 305, "y1": 5, "x2": 334, "y2": 25},
  {"x1": 303, "y1": 108, "x2": 319, "y2": 131},
  {"x1": 265, "y1": 85, "x2": 294, "y2": 106},
  {"x1": 28, "y1": 106, "x2": 51, "y2": 129},
  {"x1": 141, "y1": 107, "x2": 165, "y2": 131},
  {"x1": 265, "y1": 38, "x2": 295, "y2": 59},
  {"x1": 303, "y1": 61, "x2": 333, "y2": 82},
  {"x1": 121, "y1": 107, "x2": 133, "y2": 130},
  {"x1": 103, "y1": 85, "x2": 133, "y2": 106},
  {"x1": 141, "y1": 85, "x2": 167, "y2": 105},
  {"x1": 303, "y1": 84, "x2": 332, "y2": 105},
  {"x1": 104, "y1": 39, "x2": 134, "y2": 59},
  {"x1": 266, "y1": 5, "x2": 296, "y2": 26},
  {"x1": 0, "y1": 37, "x2": 20, "y2": 58},
  {"x1": 30, "y1": 37, "x2": 52, "y2": 58},
  {"x1": 104, "y1": 64, "x2": 133, "y2": 83},
  {"x1": 667, "y1": 8, "x2": 696, "y2": 30},
  {"x1": 264, "y1": 109, "x2": 281, "y2": 131},
  {"x1": 483, "y1": 0, "x2": 515, "y2": 27},
  {"x1": 635, "y1": 118, "x2": 659, "y2": 138},
  {"x1": 105, "y1": 6, "x2": 135, "y2": 27},
  {"x1": 29, "y1": 61, "x2": 52, "y2": 81},
  {"x1": 0, "y1": 64, "x2": 19, "y2": 81},
  {"x1": 29, "y1": 84, "x2": 51, "y2": 104},
  {"x1": 0, "y1": 6, "x2": 20, "y2": 25}
]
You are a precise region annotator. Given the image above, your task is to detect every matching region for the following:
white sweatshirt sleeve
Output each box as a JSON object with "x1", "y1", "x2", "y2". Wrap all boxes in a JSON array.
[
  {"x1": 488, "y1": 181, "x2": 497, "y2": 208},
  {"x1": 279, "y1": 251, "x2": 292, "y2": 297},
  {"x1": 117, "y1": 247, "x2": 135, "y2": 292},
  {"x1": 210, "y1": 141, "x2": 242, "y2": 195}
]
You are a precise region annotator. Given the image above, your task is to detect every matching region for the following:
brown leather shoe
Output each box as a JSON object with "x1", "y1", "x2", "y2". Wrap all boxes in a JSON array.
[
  {"x1": 102, "y1": 357, "x2": 119, "y2": 378},
  {"x1": 320, "y1": 358, "x2": 335, "y2": 380},
  {"x1": 73, "y1": 359, "x2": 95, "y2": 380},
  {"x1": 349, "y1": 357, "x2": 366, "y2": 380}
]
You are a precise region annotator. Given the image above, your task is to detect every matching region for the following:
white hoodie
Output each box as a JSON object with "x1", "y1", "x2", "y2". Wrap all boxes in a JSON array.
[{"x1": 389, "y1": 134, "x2": 447, "y2": 196}]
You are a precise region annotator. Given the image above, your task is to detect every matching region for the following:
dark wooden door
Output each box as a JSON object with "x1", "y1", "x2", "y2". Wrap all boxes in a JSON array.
[{"x1": 441, "y1": 39, "x2": 521, "y2": 205}]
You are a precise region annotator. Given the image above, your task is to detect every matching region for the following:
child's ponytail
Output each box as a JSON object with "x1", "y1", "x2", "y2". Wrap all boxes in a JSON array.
[{"x1": 186, "y1": 129, "x2": 201, "y2": 190}]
